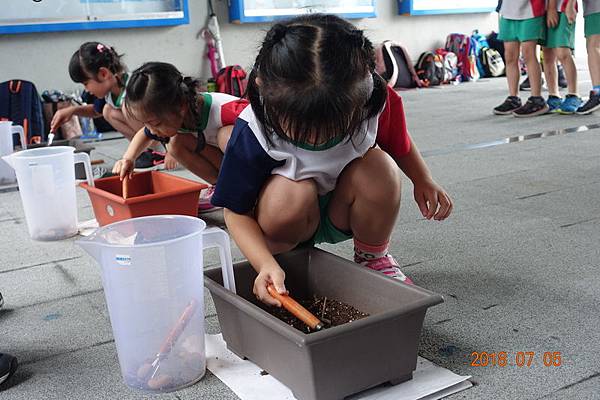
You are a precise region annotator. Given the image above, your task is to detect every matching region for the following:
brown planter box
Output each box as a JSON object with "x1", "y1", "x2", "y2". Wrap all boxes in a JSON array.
[
  {"x1": 81, "y1": 171, "x2": 206, "y2": 226},
  {"x1": 205, "y1": 248, "x2": 443, "y2": 400}
]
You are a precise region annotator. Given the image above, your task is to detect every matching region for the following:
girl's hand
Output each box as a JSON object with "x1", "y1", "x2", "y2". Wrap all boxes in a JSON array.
[
  {"x1": 112, "y1": 158, "x2": 134, "y2": 181},
  {"x1": 164, "y1": 152, "x2": 178, "y2": 170},
  {"x1": 253, "y1": 264, "x2": 287, "y2": 307},
  {"x1": 565, "y1": 4, "x2": 577, "y2": 24},
  {"x1": 413, "y1": 178, "x2": 453, "y2": 221},
  {"x1": 547, "y1": 9, "x2": 559, "y2": 27},
  {"x1": 50, "y1": 108, "x2": 74, "y2": 133}
]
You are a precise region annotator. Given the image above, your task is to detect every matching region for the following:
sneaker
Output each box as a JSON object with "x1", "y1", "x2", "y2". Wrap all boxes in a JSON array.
[
  {"x1": 546, "y1": 95, "x2": 562, "y2": 113},
  {"x1": 519, "y1": 76, "x2": 545, "y2": 91},
  {"x1": 198, "y1": 186, "x2": 222, "y2": 214},
  {"x1": 557, "y1": 64, "x2": 568, "y2": 89},
  {"x1": 151, "y1": 151, "x2": 166, "y2": 167},
  {"x1": 0, "y1": 353, "x2": 18, "y2": 387},
  {"x1": 133, "y1": 150, "x2": 165, "y2": 171},
  {"x1": 357, "y1": 254, "x2": 414, "y2": 284},
  {"x1": 134, "y1": 149, "x2": 155, "y2": 169},
  {"x1": 512, "y1": 96, "x2": 549, "y2": 117},
  {"x1": 576, "y1": 91, "x2": 600, "y2": 115},
  {"x1": 557, "y1": 94, "x2": 583, "y2": 115},
  {"x1": 493, "y1": 96, "x2": 522, "y2": 115}
]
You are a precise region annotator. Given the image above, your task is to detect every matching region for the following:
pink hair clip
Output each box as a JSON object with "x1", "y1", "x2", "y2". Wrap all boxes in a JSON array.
[{"x1": 97, "y1": 43, "x2": 105, "y2": 53}]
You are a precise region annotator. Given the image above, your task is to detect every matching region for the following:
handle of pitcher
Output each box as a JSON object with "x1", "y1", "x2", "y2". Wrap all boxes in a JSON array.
[
  {"x1": 74, "y1": 152, "x2": 94, "y2": 187},
  {"x1": 203, "y1": 227, "x2": 237, "y2": 293},
  {"x1": 12, "y1": 126, "x2": 26, "y2": 150}
]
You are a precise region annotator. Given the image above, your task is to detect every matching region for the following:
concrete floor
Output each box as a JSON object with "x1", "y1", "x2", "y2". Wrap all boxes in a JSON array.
[{"x1": 1, "y1": 72, "x2": 600, "y2": 399}]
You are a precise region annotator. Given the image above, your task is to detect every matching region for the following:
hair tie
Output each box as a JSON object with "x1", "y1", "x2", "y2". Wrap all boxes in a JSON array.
[{"x1": 97, "y1": 43, "x2": 105, "y2": 53}]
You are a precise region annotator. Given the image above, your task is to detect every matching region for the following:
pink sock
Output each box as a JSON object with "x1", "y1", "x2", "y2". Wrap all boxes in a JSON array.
[{"x1": 354, "y1": 238, "x2": 389, "y2": 264}]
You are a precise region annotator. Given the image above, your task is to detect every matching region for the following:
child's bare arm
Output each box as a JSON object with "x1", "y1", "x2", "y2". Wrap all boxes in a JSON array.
[
  {"x1": 223, "y1": 208, "x2": 287, "y2": 307},
  {"x1": 565, "y1": 0, "x2": 577, "y2": 23},
  {"x1": 547, "y1": 0, "x2": 559, "y2": 27},
  {"x1": 112, "y1": 128, "x2": 152, "y2": 179},
  {"x1": 50, "y1": 104, "x2": 100, "y2": 133},
  {"x1": 394, "y1": 137, "x2": 453, "y2": 221}
]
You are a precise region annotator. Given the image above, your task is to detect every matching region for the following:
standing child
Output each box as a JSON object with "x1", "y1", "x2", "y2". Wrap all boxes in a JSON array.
[
  {"x1": 577, "y1": 0, "x2": 600, "y2": 114},
  {"x1": 211, "y1": 15, "x2": 453, "y2": 307},
  {"x1": 50, "y1": 42, "x2": 164, "y2": 169},
  {"x1": 494, "y1": 0, "x2": 550, "y2": 116},
  {"x1": 543, "y1": 0, "x2": 582, "y2": 113},
  {"x1": 113, "y1": 62, "x2": 248, "y2": 213}
]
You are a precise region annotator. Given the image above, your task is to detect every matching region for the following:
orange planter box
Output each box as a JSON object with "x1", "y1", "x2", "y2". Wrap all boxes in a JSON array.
[{"x1": 81, "y1": 171, "x2": 207, "y2": 226}]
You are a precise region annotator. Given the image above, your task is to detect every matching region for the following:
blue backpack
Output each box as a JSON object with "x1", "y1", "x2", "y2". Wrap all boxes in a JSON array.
[
  {"x1": 471, "y1": 30, "x2": 490, "y2": 78},
  {"x1": 0, "y1": 80, "x2": 46, "y2": 146}
]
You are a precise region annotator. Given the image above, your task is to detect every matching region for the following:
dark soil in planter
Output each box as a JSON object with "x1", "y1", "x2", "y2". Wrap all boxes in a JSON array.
[{"x1": 266, "y1": 295, "x2": 369, "y2": 334}]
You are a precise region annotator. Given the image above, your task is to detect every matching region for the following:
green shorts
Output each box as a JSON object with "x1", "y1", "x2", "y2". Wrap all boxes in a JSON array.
[
  {"x1": 545, "y1": 13, "x2": 576, "y2": 49},
  {"x1": 585, "y1": 12, "x2": 600, "y2": 37},
  {"x1": 305, "y1": 191, "x2": 352, "y2": 246},
  {"x1": 498, "y1": 16, "x2": 547, "y2": 44}
]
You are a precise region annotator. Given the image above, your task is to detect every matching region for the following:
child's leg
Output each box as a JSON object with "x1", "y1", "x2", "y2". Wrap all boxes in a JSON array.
[
  {"x1": 102, "y1": 106, "x2": 142, "y2": 141},
  {"x1": 504, "y1": 41, "x2": 522, "y2": 97},
  {"x1": 588, "y1": 35, "x2": 600, "y2": 87},
  {"x1": 542, "y1": 48, "x2": 559, "y2": 96},
  {"x1": 327, "y1": 148, "x2": 401, "y2": 245},
  {"x1": 557, "y1": 48, "x2": 578, "y2": 95},
  {"x1": 326, "y1": 148, "x2": 411, "y2": 282},
  {"x1": 168, "y1": 134, "x2": 223, "y2": 184},
  {"x1": 521, "y1": 41, "x2": 543, "y2": 96},
  {"x1": 255, "y1": 176, "x2": 320, "y2": 254}
]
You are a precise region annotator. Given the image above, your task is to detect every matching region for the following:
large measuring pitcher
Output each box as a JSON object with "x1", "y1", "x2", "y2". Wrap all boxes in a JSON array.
[
  {"x1": 2, "y1": 146, "x2": 93, "y2": 240},
  {"x1": 0, "y1": 121, "x2": 26, "y2": 184},
  {"x1": 77, "y1": 215, "x2": 236, "y2": 392}
]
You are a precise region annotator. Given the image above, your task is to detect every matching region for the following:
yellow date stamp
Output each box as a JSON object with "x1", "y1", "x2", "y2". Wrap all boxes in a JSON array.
[{"x1": 470, "y1": 351, "x2": 562, "y2": 367}]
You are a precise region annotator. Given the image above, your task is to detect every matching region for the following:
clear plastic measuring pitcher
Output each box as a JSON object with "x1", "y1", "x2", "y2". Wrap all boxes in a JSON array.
[
  {"x1": 76, "y1": 215, "x2": 236, "y2": 392},
  {"x1": 0, "y1": 121, "x2": 26, "y2": 184},
  {"x1": 2, "y1": 146, "x2": 93, "y2": 240}
]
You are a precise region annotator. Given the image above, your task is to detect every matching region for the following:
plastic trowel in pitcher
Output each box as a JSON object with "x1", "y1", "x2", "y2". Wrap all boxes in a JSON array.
[{"x1": 137, "y1": 298, "x2": 199, "y2": 389}]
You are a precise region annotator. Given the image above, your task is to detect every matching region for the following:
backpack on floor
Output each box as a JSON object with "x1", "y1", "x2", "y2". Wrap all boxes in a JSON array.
[
  {"x1": 0, "y1": 80, "x2": 46, "y2": 146},
  {"x1": 480, "y1": 47, "x2": 506, "y2": 77},
  {"x1": 435, "y1": 48, "x2": 459, "y2": 83},
  {"x1": 415, "y1": 51, "x2": 445, "y2": 86},
  {"x1": 445, "y1": 33, "x2": 479, "y2": 81},
  {"x1": 216, "y1": 65, "x2": 248, "y2": 97},
  {"x1": 471, "y1": 30, "x2": 489, "y2": 78},
  {"x1": 375, "y1": 41, "x2": 423, "y2": 89},
  {"x1": 487, "y1": 31, "x2": 505, "y2": 62}
]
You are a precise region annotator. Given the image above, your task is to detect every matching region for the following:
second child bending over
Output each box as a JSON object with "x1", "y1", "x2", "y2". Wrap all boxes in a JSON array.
[{"x1": 113, "y1": 62, "x2": 248, "y2": 213}]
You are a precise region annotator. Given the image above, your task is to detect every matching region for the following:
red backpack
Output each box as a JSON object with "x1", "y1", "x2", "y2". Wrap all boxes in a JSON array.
[
  {"x1": 216, "y1": 65, "x2": 248, "y2": 97},
  {"x1": 445, "y1": 34, "x2": 479, "y2": 81}
]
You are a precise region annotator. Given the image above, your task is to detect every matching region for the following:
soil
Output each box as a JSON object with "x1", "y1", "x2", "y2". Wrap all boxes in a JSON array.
[{"x1": 266, "y1": 295, "x2": 369, "y2": 334}]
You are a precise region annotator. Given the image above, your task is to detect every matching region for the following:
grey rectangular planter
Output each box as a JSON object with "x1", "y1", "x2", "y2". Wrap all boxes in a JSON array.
[{"x1": 205, "y1": 248, "x2": 443, "y2": 400}]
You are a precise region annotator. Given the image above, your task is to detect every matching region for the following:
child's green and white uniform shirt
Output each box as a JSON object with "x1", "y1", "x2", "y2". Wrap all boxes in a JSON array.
[
  {"x1": 143, "y1": 92, "x2": 249, "y2": 147},
  {"x1": 92, "y1": 73, "x2": 128, "y2": 113},
  {"x1": 212, "y1": 86, "x2": 412, "y2": 214},
  {"x1": 499, "y1": 0, "x2": 546, "y2": 19}
]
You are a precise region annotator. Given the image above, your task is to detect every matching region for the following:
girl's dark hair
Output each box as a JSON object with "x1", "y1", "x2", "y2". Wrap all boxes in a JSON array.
[
  {"x1": 248, "y1": 14, "x2": 387, "y2": 146},
  {"x1": 69, "y1": 42, "x2": 125, "y2": 84},
  {"x1": 124, "y1": 62, "x2": 199, "y2": 123}
]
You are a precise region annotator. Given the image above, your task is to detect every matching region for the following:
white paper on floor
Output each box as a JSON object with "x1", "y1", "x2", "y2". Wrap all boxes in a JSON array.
[{"x1": 206, "y1": 334, "x2": 472, "y2": 400}]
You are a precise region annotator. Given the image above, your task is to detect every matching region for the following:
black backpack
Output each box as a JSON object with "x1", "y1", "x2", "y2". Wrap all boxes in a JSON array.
[
  {"x1": 0, "y1": 80, "x2": 45, "y2": 146},
  {"x1": 487, "y1": 31, "x2": 505, "y2": 62},
  {"x1": 415, "y1": 51, "x2": 445, "y2": 86},
  {"x1": 375, "y1": 41, "x2": 423, "y2": 89}
]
